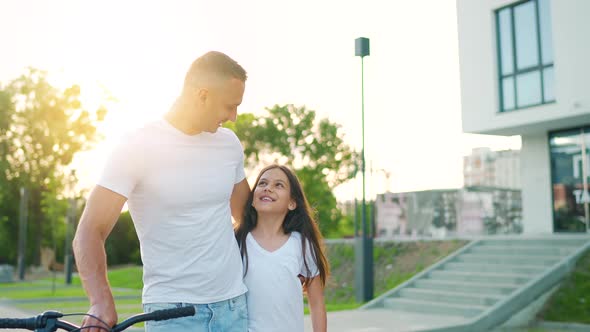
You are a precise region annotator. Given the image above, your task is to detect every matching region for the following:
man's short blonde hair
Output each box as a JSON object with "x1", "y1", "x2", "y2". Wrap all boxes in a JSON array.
[{"x1": 184, "y1": 51, "x2": 247, "y2": 89}]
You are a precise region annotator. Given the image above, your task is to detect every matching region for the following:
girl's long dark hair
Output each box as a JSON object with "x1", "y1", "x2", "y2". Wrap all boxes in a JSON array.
[{"x1": 234, "y1": 165, "x2": 330, "y2": 288}]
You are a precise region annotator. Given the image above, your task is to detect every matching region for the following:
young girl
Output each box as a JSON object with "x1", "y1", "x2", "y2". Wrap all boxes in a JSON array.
[{"x1": 235, "y1": 165, "x2": 329, "y2": 332}]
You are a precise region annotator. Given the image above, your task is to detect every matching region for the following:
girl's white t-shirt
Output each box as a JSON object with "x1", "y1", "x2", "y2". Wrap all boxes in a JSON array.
[{"x1": 243, "y1": 231, "x2": 319, "y2": 332}]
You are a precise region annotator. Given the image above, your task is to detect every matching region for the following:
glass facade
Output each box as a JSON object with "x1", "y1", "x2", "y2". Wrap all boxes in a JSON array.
[
  {"x1": 550, "y1": 127, "x2": 590, "y2": 232},
  {"x1": 496, "y1": 0, "x2": 554, "y2": 112}
]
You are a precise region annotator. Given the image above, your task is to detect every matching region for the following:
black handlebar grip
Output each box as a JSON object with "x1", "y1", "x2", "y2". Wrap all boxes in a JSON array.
[
  {"x1": 149, "y1": 306, "x2": 196, "y2": 321},
  {"x1": 0, "y1": 317, "x2": 39, "y2": 330}
]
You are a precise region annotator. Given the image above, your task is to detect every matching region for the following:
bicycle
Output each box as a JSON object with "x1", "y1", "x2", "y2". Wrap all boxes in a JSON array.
[{"x1": 0, "y1": 306, "x2": 195, "y2": 331}]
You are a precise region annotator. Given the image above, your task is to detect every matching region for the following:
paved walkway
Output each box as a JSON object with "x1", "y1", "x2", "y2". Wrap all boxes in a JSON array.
[
  {"x1": 0, "y1": 304, "x2": 34, "y2": 332},
  {"x1": 304, "y1": 308, "x2": 465, "y2": 332}
]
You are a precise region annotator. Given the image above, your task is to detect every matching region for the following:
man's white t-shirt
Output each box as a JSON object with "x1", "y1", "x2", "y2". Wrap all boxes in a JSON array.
[
  {"x1": 243, "y1": 231, "x2": 319, "y2": 332},
  {"x1": 98, "y1": 119, "x2": 247, "y2": 304}
]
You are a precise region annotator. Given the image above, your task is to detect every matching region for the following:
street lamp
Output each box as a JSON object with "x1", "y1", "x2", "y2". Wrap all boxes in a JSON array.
[
  {"x1": 354, "y1": 37, "x2": 373, "y2": 302},
  {"x1": 17, "y1": 187, "x2": 29, "y2": 281},
  {"x1": 64, "y1": 170, "x2": 77, "y2": 285}
]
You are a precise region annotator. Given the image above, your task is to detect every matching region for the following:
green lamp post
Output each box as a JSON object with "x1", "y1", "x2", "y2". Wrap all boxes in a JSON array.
[{"x1": 354, "y1": 37, "x2": 373, "y2": 302}]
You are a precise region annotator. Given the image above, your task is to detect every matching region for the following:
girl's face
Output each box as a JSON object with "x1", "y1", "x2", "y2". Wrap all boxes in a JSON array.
[{"x1": 252, "y1": 168, "x2": 296, "y2": 215}]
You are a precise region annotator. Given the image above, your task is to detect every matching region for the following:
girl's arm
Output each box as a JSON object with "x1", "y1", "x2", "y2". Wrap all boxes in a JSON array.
[{"x1": 307, "y1": 276, "x2": 327, "y2": 332}]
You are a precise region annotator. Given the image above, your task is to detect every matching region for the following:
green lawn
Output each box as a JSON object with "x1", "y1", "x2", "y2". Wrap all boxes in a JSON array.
[
  {"x1": 39, "y1": 265, "x2": 144, "y2": 290},
  {"x1": 0, "y1": 286, "x2": 140, "y2": 299},
  {"x1": 0, "y1": 265, "x2": 143, "y2": 320},
  {"x1": 536, "y1": 248, "x2": 590, "y2": 324},
  {"x1": 501, "y1": 329, "x2": 568, "y2": 332}
]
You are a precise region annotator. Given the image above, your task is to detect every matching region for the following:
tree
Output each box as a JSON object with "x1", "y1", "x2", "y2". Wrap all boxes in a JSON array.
[
  {"x1": 0, "y1": 68, "x2": 106, "y2": 265},
  {"x1": 106, "y1": 211, "x2": 141, "y2": 266},
  {"x1": 0, "y1": 88, "x2": 16, "y2": 263},
  {"x1": 226, "y1": 104, "x2": 356, "y2": 236}
]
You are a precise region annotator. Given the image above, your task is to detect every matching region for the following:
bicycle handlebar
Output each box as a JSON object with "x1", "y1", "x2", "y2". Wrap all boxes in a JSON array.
[
  {"x1": 112, "y1": 306, "x2": 195, "y2": 331},
  {"x1": 0, "y1": 306, "x2": 196, "y2": 332},
  {"x1": 0, "y1": 316, "x2": 39, "y2": 330}
]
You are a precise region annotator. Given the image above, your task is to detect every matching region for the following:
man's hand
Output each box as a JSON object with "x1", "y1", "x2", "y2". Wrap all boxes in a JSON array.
[{"x1": 81, "y1": 302, "x2": 118, "y2": 332}]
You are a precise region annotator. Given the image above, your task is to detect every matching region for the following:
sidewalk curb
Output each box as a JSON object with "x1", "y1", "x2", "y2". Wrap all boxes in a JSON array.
[{"x1": 535, "y1": 320, "x2": 590, "y2": 331}]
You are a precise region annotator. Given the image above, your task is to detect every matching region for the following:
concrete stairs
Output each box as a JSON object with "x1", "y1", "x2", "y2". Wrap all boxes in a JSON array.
[{"x1": 361, "y1": 236, "x2": 590, "y2": 331}]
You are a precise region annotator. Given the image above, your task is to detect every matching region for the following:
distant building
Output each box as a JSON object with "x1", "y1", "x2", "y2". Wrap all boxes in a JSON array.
[
  {"x1": 375, "y1": 187, "x2": 522, "y2": 238},
  {"x1": 464, "y1": 148, "x2": 521, "y2": 189},
  {"x1": 337, "y1": 200, "x2": 356, "y2": 218}
]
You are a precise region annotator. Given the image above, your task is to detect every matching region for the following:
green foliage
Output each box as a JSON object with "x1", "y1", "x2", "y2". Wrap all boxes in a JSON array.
[
  {"x1": 538, "y1": 249, "x2": 590, "y2": 324},
  {"x1": 0, "y1": 88, "x2": 16, "y2": 263},
  {"x1": 226, "y1": 104, "x2": 357, "y2": 235},
  {"x1": 105, "y1": 211, "x2": 141, "y2": 266},
  {"x1": 350, "y1": 201, "x2": 375, "y2": 237},
  {"x1": 295, "y1": 167, "x2": 340, "y2": 235},
  {"x1": 40, "y1": 177, "x2": 69, "y2": 259},
  {"x1": 0, "y1": 216, "x2": 12, "y2": 264},
  {"x1": 0, "y1": 68, "x2": 106, "y2": 265},
  {"x1": 3, "y1": 69, "x2": 102, "y2": 184},
  {"x1": 326, "y1": 214, "x2": 355, "y2": 239}
]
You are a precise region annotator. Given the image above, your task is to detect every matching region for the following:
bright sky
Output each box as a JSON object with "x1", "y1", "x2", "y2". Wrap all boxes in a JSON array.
[{"x1": 0, "y1": 0, "x2": 520, "y2": 201}]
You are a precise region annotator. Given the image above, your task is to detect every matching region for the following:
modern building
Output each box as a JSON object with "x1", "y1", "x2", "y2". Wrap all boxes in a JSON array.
[
  {"x1": 464, "y1": 147, "x2": 521, "y2": 189},
  {"x1": 457, "y1": 0, "x2": 590, "y2": 234}
]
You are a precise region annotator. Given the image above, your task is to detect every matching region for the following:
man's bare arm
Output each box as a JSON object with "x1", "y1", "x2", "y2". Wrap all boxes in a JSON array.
[
  {"x1": 73, "y1": 185, "x2": 127, "y2": 331},
  {"x1": 230, "y1": 178, "x2": 250, "y2": 224}
]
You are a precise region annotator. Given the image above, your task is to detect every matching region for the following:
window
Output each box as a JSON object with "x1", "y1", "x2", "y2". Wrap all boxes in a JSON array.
[
  {"x1": 496, "y1": 0, "x2": 554, "y2": 112},
  {"x1": 549, "y1": 127, "x2": 590, "y2": 233}
]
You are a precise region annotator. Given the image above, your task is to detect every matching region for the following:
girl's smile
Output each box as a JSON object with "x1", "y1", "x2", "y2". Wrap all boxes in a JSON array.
[{"x1": 252, "y1": 168, "x2": 296, "y2": 214}]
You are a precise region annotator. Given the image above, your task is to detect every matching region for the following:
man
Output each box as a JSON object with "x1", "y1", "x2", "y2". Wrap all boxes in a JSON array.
[{"x1": 73, "y1": 51, "x2": 251, "y2": 332}]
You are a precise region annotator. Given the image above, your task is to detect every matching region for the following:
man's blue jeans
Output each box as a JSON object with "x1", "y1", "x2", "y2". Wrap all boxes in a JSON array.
[{"x1": 143, "y1": 293, "x2": 248, "y2": 332}]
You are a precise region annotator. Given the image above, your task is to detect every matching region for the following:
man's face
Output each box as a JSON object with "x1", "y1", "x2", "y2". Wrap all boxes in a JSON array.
[{"x1": 201, "y1": 77, "x2": 245, "y2": 133}]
